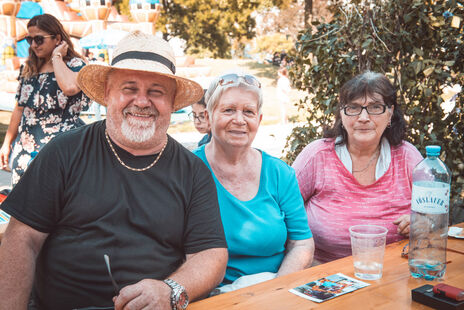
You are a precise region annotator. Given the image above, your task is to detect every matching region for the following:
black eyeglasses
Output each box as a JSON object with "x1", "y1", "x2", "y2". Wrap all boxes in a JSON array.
[
  {"x1": 188, "y1": 112, "x2": 206, "y2": 123},
  {"x1": 343, "y1": 104, "x2": 388, "y2": 116},
  {"x1": 25, "y1": 35, "x2": 55, "y2": 46},
  {"x1": 218, "y1": 74, "x2": 261, "y2": 89}
]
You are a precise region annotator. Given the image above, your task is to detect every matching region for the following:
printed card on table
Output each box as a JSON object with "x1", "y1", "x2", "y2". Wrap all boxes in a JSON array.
[{"x1": 289, "y1": 273, "x2": 370, "y2": 303}]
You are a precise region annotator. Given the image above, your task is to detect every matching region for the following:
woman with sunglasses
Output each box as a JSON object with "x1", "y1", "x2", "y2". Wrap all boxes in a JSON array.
[
  {"x1": 292, "y1": 71, "x2": 423, "y2": 264},
  {"x1": 193, "y1": 72, "x2": 314, "y2": 293},
  {"x1": 0, "y1": 14, "x2": 90, "y2": 186}
]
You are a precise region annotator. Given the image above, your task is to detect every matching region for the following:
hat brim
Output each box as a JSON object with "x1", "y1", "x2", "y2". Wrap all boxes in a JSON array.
[{"x1": 77, "y1": 64, "x2": 204, "y2": 111}]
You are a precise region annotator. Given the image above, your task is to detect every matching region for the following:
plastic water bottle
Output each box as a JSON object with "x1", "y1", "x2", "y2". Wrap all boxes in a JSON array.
[{"x1": 409, "y1": 145, "x2": 451, "y2": 280}]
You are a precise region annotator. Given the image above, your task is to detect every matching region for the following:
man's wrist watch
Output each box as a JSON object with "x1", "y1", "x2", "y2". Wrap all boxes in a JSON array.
[{"x1": 163, "y1": 278, "x2": 189, "y2": 310}]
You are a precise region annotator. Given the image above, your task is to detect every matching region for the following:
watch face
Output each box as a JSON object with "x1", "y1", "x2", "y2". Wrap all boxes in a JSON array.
[{"x1": 177, "y1": 290, "x2": 189, "y2": 309}]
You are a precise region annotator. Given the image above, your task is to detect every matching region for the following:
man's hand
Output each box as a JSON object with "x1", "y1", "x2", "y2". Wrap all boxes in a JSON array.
[
  {"x1": 113, "y1": 279, "x2": 171, "y2": 310},
  {"x1": 393, "y1": 214, "x2": 410, "y2": 236}
]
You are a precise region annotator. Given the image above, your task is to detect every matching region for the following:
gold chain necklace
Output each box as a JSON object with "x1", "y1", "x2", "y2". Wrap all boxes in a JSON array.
[
  {"x1": 105, "y1": 129, "x2": 167, "y2": 172},
  {"x1": 351, "y1": 147, "x2": 380, "y2": 173}
]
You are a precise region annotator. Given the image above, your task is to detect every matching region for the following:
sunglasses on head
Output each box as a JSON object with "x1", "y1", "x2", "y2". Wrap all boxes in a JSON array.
[
  {"x1": 218, "y1": 74, "x2": 261, "y2": 89},
  {"x1": 25, "y1": 35, "x2": 55, "y2": 46}
]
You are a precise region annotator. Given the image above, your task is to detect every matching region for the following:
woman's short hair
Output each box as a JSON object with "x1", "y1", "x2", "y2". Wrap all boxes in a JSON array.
[
  {"x1": 23, "y1": 14, "x2": 81, "y2": 78},
  {"x1": 205, "y1": 72, "x2": 263, "y2": 117},
  {"x1": 324, "y1": 71, "x2": 406, "y2": 146}
]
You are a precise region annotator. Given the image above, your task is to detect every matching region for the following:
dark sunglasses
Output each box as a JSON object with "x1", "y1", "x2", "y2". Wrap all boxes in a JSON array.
[
  {"x1": 25, "y1": 35, "x2": 55, "y2": 46},
  {"x1": 218, "y1": 74, "x2": 261, "y2": 89}
]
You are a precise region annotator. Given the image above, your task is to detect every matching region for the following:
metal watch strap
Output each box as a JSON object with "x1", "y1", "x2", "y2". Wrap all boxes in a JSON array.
[{"x1": 163, "y1": 278, "x2": 187, "y2": 310}]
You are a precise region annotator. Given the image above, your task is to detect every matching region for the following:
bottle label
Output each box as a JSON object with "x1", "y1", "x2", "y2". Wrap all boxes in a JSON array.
[{"x1": 411, "y1": 183, "x2": 450, "y2": 214}]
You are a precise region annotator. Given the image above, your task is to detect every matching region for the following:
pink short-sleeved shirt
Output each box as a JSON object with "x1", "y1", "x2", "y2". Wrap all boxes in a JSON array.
[{"x1": 292, "y1": 139, "x2": 423, "y2": 263}]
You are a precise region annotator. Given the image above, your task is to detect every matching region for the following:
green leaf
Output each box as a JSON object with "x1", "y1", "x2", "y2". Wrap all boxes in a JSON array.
[
  {"x1": 361, "y1": 38, "x2": 372, "y2": 49},
  {"x1": 413, "y1": 48, "x2": 424, "y2": 57},
  {"x1": 412, "y1": 61, "x2": 423, "y2": 75},
  {"x1": 424, "y1": 88, "x2": 432, "y2": 97},
  {"x1": 423, "y1": 66, "x2": 434, "y2": 77}
]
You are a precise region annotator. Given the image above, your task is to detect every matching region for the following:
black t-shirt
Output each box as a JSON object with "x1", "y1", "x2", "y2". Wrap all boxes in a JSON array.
[{"x1": 2, "y1": 121, "x2": 226, "y2": 310}]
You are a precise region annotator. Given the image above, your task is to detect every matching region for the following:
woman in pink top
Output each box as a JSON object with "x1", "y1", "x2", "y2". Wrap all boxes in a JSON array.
[{"x1": 292, "y1": 72, "x2": 423, "y2": 263}]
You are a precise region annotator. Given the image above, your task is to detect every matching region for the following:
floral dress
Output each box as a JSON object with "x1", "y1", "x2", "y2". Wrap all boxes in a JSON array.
[{"x1": 10, "y1": 57, "x2": 91, "y2": 186}]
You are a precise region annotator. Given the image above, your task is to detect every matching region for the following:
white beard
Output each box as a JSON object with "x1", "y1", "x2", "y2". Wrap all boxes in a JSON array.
[{"x1": 121, "y1": 117, "x2": 156, "y2": 143}]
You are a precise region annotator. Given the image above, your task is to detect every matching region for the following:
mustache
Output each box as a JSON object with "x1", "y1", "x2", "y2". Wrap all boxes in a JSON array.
[{"x1": 123, "y1": 106, "x2": 159, "y2": 117}]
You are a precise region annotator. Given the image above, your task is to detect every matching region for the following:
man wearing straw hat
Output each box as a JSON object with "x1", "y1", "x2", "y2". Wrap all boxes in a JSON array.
[{"x1": 0, "y1": 31, "x2": 227, "y2": 310}]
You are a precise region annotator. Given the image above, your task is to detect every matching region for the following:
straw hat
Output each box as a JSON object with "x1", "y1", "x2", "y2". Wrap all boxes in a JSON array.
[{"x1": 77, "y1": 31, "x2": 203, "y2": 111}]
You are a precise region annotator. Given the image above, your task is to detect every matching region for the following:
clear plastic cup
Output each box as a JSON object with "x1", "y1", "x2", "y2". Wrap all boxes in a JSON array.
[{"x1": 349, "y1": 224, "x2": 388, "y2": 280}]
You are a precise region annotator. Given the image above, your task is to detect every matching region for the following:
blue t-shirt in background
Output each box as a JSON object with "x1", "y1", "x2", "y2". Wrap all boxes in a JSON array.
[
  {"x1": 193, "y1": 145, "x2": 312, "y2": 284},
  {"x1": 197, "y1": 133, "x2": 211, "y2": 147}
]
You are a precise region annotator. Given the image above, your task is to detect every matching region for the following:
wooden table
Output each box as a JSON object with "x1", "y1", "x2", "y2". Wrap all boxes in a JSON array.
[{"x1": 190, "y1": 223, "x2": 464, "y2": 310}]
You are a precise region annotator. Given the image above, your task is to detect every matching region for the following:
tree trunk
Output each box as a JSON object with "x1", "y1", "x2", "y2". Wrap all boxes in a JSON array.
[{"x1": 304, "y1": 0, "x2": 313, "y2": 28}]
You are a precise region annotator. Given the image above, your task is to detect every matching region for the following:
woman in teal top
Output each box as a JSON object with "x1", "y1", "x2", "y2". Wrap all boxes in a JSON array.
[{"x1": 193, "y1": 72, "x2": 314, "y2": 288}]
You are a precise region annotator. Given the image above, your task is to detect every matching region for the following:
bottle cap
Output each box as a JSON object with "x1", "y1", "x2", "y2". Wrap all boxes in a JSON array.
[{"x1": 425, "y1": 145, "x2": 441, "y2": 156}]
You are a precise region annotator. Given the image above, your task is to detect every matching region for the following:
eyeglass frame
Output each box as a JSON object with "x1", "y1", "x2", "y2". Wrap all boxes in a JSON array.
[
  {"x1": 188, "y1": 111, "x2": 206, "y2": 123},
  {"x1": 342, "y1": 104, "x2": 389, "y2": 116},
  {"x1": 25, "y1": 35, "x2": 55, "y2": 46}
]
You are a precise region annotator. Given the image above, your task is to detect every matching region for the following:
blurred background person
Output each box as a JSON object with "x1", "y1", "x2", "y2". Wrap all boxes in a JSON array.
[
  {"x1": 96, "y1": 53, "x2": 106, "y2": 63},
  {"x1": 194, "y1": 72, "x2": 314, "y2": 292},
  {"x1": 0, "y1": 14, "x2": 90, "y2": 186},
  {"x1": 292, "y1": 71, "x2": 423, "y2": 264},
  {"x1": 189, "y1": 90, "x2": 211, "y2": 147},
  {"x1": 272, "y1": 51, "x2": 281, "y2": 66},
  {"x1": 86, "y1": 50, "x2": 96, "y2": 62}
]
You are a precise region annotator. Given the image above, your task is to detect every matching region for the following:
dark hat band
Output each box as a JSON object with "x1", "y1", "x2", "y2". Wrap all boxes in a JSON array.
[{"x1": 111, "y1": 51, "x2": 176, "y2": 74}]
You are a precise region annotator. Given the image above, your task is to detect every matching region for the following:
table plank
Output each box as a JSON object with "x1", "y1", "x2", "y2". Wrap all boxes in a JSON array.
[{"x1": 190, "y1": 223, "x2": 464, "y2": 310}]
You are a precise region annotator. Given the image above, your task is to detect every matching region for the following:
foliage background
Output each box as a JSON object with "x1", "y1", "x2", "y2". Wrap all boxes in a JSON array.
[
  {"x1": 251, "y1": 33, "x2": 295, "y2": 55},
  {"x1": 154, "y1": 0, "x2": 292, "y2": 58},
  {"x1": 112, "y1": 0, "x2": 332, "y2": 57},
  {"x1": 248, "y1": 0, "x2": 331, "y2": 56},
  {"x1": 285, "y1": 0, "x2": 464, "y2": 223}
]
